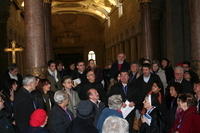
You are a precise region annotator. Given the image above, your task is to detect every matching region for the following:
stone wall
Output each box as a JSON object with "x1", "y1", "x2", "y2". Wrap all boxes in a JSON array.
[
  {"x1": 104, "y1": 0, "x2": 142, "y2": 65},
  {"x1": 0, "y1": 1, "x2": 24, "y2": 74},
  {"x1": 52, "y1": 14, "x2": 105, "y2": 66}
]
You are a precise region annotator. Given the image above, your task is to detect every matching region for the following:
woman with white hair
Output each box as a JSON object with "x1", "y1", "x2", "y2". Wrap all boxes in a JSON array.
[
  {"x1": 96, "y1": 95, "x2": 123, "y2": 133},
  {"x1": 48, "y1": 90, "x2": 73, "y2": 133},
  {"x1": 102, "y1": 116, "x2": 129, "y2": 133}
]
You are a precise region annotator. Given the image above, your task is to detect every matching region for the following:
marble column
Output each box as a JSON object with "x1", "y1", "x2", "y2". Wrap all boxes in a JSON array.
[
  {"x1": 44, "y1": 0, "x2": 54, "y2": 61},
  {"x1": 24, "y1": 0, "x2": 46, "y2": 77},
  {"x1": 189, "y1": 0, "x2": 200, "y2": 76},
  {"x1": 140, "y1": 0, "x2": 153, "y2": 59}
]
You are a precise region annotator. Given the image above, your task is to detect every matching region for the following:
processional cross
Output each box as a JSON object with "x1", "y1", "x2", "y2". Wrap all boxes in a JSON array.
[{"x1": 4, "y1": 41, "x2": 23, "y2": 64}]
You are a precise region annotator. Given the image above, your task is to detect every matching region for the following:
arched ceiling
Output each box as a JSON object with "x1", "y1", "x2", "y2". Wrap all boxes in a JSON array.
[
  {"x1": 19, "y1": 0, "x2": 122, "y2": 22},
  {"x1": 52, "y1": 0, "x2": 120, "y2": 22}
]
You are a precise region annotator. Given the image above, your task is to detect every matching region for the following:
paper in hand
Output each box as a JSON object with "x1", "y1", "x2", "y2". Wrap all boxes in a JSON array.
[
  {"x1": 73, "y1": 78, "x2": 81, "y2": 86},
  {"x1": 121, "y1": 100, "x2": 135, "y2": 118},
  {"x1": 143, "y1": 113, "x2": 152, "y2": 126}
]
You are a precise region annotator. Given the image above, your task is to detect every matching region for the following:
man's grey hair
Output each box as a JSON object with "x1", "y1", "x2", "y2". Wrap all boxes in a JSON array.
[
  {"x1": 54, "y1": 90, "x2": 69, "y2": 104},
  {"x1": 102, "y1": 116, "x2": 129, "y2": 133},
  {"x1": 108, "y1": 95, "x2": 123, "y2": 110},
  {"x1": 174, "y1": 66, "x2": 184, "y2": 74},
  {"x1": 22, "y1": 75, "x2": 36, "y2": 86}
]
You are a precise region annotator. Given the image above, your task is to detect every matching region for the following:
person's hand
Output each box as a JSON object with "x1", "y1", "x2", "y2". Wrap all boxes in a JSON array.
[
  {"x1": 175, "y1": 131, "x2": 179, "y2": 133},
  {"x1": 141, "y1": 116, "x2": 146, "y2": 123},
  {"x1": 122, "y1": 103, "x2": 127, "y2": 108},
  {"x1": 129, "y1": 102, "x2": 135, "y2": 107}
]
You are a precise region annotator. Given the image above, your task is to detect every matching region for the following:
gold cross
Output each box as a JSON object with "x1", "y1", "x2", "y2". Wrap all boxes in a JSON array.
[{"x1": 4, "y1": 41, "x2": 23, "y2": 64}]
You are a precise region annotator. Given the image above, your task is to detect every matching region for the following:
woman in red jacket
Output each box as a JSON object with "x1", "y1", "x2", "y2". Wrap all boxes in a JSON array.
[{"x1": 173, "y1": 93, "x2": 200, "y2": 133}]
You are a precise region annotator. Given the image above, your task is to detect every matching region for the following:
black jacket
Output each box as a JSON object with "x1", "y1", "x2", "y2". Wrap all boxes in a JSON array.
[
  {"x1": 69, "y1": 117, "x2": 98, "y2": 133},
  {"x1": 48, "y1": 104, "x2": 73, "y2": 133},
  {"x1": 0, "y1": 109, "x2": 15, "y2": 133},
  {"x1": 140, "y1": 108, "x2": 167, "y2": 133},
  {"x1": 28, "y1": 127, "x2": 49, "y2": 133},
  {"x1": 134, "y1": 74, "x2": 163, "y2": 110},
  {"x1": 32, "y1": 90, "x2": 55, "y2": 113},
  {"x1": 13, "y1": 88, "x2": 36, "y2": 133},
  {"x1": 72, "y1": 71, "x2": 87, "y2": 84},
  {"x1": 109, "y1": 61, "x2": 130, "y2": 79},
  {"x1": 108, "y1": 82, "x2": 137, "y2": 102}
]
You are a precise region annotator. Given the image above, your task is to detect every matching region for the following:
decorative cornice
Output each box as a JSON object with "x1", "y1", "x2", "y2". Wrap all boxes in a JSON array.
[
  {"x1": 139, "y1": 0, "x2": 152, "y2": 3},
  {"x1": 24, "y1": 67, "x2": 46, "y2": 79}
]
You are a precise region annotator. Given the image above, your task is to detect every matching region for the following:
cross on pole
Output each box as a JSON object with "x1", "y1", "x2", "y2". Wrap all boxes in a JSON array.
[{"x1": 4, "y1": 41, "x2": 23, "y2": 64}]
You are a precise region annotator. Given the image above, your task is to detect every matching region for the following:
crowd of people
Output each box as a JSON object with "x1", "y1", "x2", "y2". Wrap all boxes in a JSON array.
[{"x1": 0, "y1": 53, "x2": 200, "y2": 133}]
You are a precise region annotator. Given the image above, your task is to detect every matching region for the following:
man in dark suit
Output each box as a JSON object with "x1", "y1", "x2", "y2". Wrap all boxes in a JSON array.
[
  {"x1": 134, "y1": 63, "x2": 163, "y2": 110},
  {"x1": 108, "y1": 71, "x2": 136, "y2": 133},
  {"x1": 0, "y1": 64, "x2": 23, "y2": 95},
  {"x1": 168, "y1": 66, "x2": 193, "y2": 94},
  {"x1": 72, "y1": 61, "x2": 87, "y2": 84},
  {"x1": 109, "y1": 53, "x2": 130, "y2": 79},
  {"x1": 129, "y1": 62, "x2": 140, "y2": 84},
  {"x1": 13, "y1": 75, "x2": 37, "y2": 133}
]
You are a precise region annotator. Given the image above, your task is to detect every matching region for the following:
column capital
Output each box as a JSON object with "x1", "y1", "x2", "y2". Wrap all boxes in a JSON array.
[{"x1": 139, "y1": 0, "x2": 152, "y2": 3}]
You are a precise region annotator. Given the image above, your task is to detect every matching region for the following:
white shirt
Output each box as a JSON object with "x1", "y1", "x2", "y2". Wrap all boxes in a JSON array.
[
  {"x1": 143, "y1": 75, "x2": 151, "y2": 83},
  {"x1": 9, "y1": 72, "x2": 18, "y2": 81}
]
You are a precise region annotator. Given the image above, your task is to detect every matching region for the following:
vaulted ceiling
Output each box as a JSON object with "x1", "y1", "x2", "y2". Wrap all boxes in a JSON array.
[
  {"x1": 19, "y1": 0, "x2": 122, "y2": 22},
  {"x1": 52, "y1": 0, "x2": 121, "y2": 22}
]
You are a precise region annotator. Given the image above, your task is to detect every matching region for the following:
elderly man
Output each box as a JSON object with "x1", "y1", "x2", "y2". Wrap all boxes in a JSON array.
[
  {"x1": 48, "y1": 90, "x2": 73, "y2": 133},
  {"x1": 129, "y1": 62, "x2": 140, "y2": 84},
  {"x1": 87, "y1": 88, "x2": 105, "y2": 125},
  {"x1": 109, "y1": 53, "x2": 130, "y2": 79},
  {"x1": 97, "y1": 95, "x2": 123, "y2": 133},
  {"x1": 102, "y1": 116, "x2": 129, "y2": 133},
  {"x1": 168, "y1": 66, "x2": 193, "y2": 94},
  {"x1": 13, "y1": 75, "x2": 37, "y2": 133}
]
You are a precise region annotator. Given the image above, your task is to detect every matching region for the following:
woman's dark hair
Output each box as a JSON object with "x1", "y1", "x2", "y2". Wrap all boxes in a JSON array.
[
  {"x1": 178, "y1": 93, "x2": 197, "y2": 107},
  {"x1": 8, "y1": 79, "x2": 18, "y2": 90},
  {"x1": 37, "y1": 79, "x2": 51, "y2": 92},
  {"x1": 168, "y1": 82, "x2": 182, "y2": 94},
  {"x1": 151, "y1": 81, "x2": 163, "y2": 89},
  {"x1": 61, "y1": 76, "x2": 72, "y2": 85}
]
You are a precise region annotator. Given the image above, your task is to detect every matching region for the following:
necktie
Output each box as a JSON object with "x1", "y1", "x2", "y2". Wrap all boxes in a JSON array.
[{"x1": 123, "y1": 85, "x2": 127, "y2": 95}]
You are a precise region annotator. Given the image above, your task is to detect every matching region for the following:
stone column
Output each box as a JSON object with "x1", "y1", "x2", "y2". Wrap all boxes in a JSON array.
[
  {"x1": 124, "y1": 40, "x2": 130, "y2": 62},
  {"x1": 24, "y1": 0, "x2": 46, "y2": 77},
  {"x1": 140, "y1": 0, "x2": 153, "y2": 59},
  {"x1": 130, "y1": 37, "x2": 138, "y2": 61},
  {"x1": 189, "y1": 1, "x2": 200, "y2": 76},
  {"x1": 44, "y1": 0, "x2": 54, "y2": 61}
]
